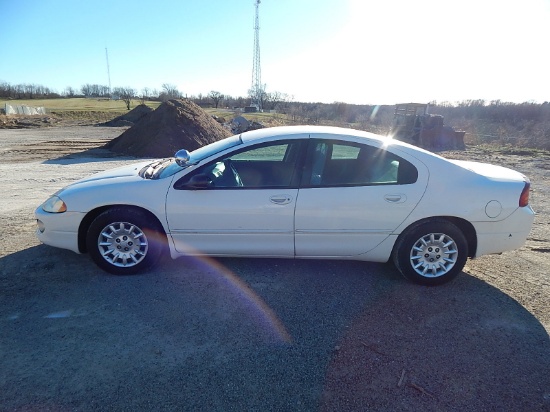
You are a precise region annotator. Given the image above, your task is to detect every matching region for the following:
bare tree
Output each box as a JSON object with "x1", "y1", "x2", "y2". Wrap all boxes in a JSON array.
[
  {"x1": 140, "y1": 87, "x2": 151, "y2": 104},
  {"x1": 160, "y1": 83, "x2": 181, "y2": 101},
  {"x1": 248, "y1": 83, "x2": 266, "y2": 110},
  {"x1": 24, "y1": 84, "x2": 36, "y2": 99},
  {"x1": 0, "y1": 82, "x2": 11, "y2": 98},
  {"x1": 100, "y1": 85, "x2": 110, "y2": 98},
  {"x1": 91, "y1": 84, "x2": 100, "y2": 97},
  {"x1": 64, "y1": 86, "x2": 76, "y2": 97},
  {"x1": 113, "y1": 87, "x2": 136, "y2": 110},
  {"x1": 81, "y1": 84, "x2": 91, "y2": 97},
  {"x1": 81, "y1": 84, "x2": 109, "y2": 98},
  {"x1": 263, "y1": 91, "x2": 292, "y2": 112},
  {"x1": 208, "y1": 91, "x2": 224, "y2": 108}
]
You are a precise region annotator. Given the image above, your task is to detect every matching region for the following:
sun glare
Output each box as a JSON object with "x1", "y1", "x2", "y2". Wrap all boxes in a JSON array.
[{"x1": 185, "y1": 254, "x2": 293, "y2": 344}]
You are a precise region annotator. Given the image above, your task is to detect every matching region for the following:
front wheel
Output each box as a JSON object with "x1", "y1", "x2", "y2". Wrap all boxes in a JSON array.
[
  {"x1": 86, "y1": 208, "x2": 165, "y2": 275},
  {"x1": 392, "y1": 220, "x2": 468, "y2": 285}
]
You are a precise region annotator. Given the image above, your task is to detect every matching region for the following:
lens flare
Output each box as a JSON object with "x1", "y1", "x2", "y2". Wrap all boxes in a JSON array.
[{"x1": 176, "y1": 252, "x2": 293, "y2": 344}]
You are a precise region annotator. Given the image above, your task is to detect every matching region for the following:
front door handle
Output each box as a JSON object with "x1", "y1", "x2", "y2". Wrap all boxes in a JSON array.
[{"x1": 270, "y1": 195, "x2": 292, "y2": 205}]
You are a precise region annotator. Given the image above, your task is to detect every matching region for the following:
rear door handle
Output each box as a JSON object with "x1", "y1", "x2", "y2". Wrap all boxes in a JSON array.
[
  {"x1": 270, "y1": 195, "x2": 292, "y2": 205},
  {"x1": 384, "y1": 194, "x2": 406, "y2": 203}
]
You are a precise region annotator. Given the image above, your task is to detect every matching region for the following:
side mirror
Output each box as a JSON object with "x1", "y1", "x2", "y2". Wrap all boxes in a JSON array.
[{"x1": 175, "y1": 149, "x2": 191, "y2": 166}]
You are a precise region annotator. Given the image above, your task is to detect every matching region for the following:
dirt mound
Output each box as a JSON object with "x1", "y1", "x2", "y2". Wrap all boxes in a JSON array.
[
  {"x1": 105, "y1": 99, "x2": 232, "y2": 158},
  {"x1": 100, "y1": 104, "x2": 153, "y2": 127}
]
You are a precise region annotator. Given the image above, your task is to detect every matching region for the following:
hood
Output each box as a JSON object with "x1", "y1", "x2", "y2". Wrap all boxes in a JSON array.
[
  {"x1": 448, "y1": 159, "x2": 528, "y2": 183},
  {"x1": 54, "y1": 160, "x2": 170, "y2": 212},
  {"x1": 73, "y1": 161, "x2": 151, "y2": 185}
]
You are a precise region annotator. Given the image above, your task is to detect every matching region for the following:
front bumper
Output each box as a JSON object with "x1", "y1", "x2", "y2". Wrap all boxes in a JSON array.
[{"x1": 35, "y1": 207, "x2": 85, "y2": 254}]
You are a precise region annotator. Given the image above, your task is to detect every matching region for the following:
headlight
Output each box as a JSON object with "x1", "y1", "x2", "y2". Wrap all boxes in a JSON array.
[{"x1": 42, "y1": 195, "x2": 67, "y2": 213}]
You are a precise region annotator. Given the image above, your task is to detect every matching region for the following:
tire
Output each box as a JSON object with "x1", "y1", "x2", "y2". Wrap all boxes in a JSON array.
[
  {"x1": 392, "y1": 220, "x2": 468, "y2": 285},
  {"x1": 86, "y1": 208, "x2": 165, "y2": 275}
]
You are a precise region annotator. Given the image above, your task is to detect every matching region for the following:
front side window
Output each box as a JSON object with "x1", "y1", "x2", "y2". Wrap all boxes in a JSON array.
[
  {"x1": 230, "y1": 144, "x2": 289, "y2": 161},
  {"x1": 303, "y1": 140, "x2": 418, "y2": 187},
  {"x1": 175, "y1": 140, "x2": 303, "y2": 189}
]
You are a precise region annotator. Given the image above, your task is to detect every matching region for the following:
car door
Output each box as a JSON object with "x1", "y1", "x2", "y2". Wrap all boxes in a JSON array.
[
  {"x1": 165, "y1": 140, "x2": 304, "y2": 256},
  {"x1": 294, "y1": 139, "x2": 428, "y2": 257}
]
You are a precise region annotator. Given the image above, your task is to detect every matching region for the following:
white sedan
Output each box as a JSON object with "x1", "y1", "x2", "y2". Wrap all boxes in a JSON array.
[{"x1": 35, "y1": 126, "x2": 535, "y2": 285}]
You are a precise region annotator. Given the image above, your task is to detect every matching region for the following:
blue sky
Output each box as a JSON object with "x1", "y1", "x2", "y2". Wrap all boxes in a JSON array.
[{"x1": 1, "y1": 0, "x2": 549, "y2": 105}]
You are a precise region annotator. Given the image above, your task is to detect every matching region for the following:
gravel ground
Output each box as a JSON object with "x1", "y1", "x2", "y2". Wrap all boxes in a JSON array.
[{"x1": 0, "y1": 126, "x2": 549, "y2": 411}]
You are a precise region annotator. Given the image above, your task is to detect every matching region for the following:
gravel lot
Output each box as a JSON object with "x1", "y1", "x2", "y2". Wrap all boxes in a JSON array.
[{"x1": 1, "y1": 126, "x2": 549, "y2": 411}]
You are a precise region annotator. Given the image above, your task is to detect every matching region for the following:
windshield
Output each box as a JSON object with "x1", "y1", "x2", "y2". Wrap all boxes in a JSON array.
[
  {"x1": 188, "y1": 134, "x2": 242, "y2": 163},
  {"x1": 139, "y1": 134, "x2": 243, "y2": 179}
]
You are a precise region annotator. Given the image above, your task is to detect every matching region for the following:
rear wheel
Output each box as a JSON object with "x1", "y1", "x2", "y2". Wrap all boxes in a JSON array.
[
  {"x1": 393, "y1": 220, "x2": 468, "y2": 285},
  {"x1": 86, "y1": 208, "x2": 165, "y2": 275}
]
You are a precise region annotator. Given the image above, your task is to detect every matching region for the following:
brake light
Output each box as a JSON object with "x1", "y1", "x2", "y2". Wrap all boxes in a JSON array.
[{"x1": 519, "y1": 181, "x2": 530, "y2": 207}]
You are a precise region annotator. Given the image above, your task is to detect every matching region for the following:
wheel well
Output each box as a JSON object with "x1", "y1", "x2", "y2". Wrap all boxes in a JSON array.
[
  {"x1": 77, "y1": 205, "x2": 166, "y2": 253},
  {"x1": 395, "y1": 216, "x2": 477, "y2": 258}
]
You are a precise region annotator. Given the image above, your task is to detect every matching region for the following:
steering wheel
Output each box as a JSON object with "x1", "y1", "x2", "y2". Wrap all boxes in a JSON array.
[{"x1": 224, "y1": 159, "x2": 243, "y2": 187}]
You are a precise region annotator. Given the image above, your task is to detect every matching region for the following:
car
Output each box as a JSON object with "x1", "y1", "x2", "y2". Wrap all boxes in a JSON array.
[{"x1": 35, "y1": 125, "x2": 534, "y2": 285}]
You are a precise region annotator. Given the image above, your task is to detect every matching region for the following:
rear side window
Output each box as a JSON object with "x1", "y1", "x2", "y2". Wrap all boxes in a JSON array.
[
  {"x1": 303, "y1": 140, "x2": 418, "y2": 187},
  {"x1": 331, "y1": 144, "x2": 360, "y2": 159}
]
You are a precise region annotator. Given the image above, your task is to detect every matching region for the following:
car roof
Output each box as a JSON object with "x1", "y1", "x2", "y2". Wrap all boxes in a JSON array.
[
  {"x1": 238, "y1": 125, "x2": 439, "y2": 158},
  {"x1": 238, "y1": 125, "x2": 382, "y2": 144}
]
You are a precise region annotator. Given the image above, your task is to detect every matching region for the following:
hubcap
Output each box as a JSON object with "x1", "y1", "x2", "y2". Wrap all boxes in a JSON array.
[
  {"x1": 410, "y1": 233, "x2": 458, "y2": 278},
  {"x1": 97, "y1": 222, "x2": 148, "y2": 267}
]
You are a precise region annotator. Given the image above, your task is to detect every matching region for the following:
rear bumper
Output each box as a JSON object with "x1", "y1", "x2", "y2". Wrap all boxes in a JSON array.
[{"x1": 473, "y1": 206, "x2": 535, "y2": 257}]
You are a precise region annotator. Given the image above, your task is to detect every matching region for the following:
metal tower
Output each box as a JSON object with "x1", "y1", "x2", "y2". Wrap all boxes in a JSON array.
[
  {"x1": 250, "y1": 0, "x2": 262, "y2": 110},
  {"x1": 105, "y1": 48, "x2": 112, "y2": 98}
]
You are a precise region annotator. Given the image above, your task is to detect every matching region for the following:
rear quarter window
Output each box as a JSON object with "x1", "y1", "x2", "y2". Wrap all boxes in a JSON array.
[{"x1": 396, "y1": 157, "x2": 418, "y2": 184}]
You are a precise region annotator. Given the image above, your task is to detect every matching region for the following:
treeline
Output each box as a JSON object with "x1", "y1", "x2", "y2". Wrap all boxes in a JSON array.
[
  {"x1": 0, "y1": 82, "x2": 60, "y2": 99},
  {"x1": 428, "y1": 100, "x2": 550, "y2": 149},
  {"x1": 0, "y1": 81, "x2": 183, "y2": 102},
  {"x1": 429, "y1": 99, "x2": 550, "y2": 124},
  {"x1": 1, "y1": 81, "x2": 549, "y2": 149},
  {"x1": 276, "y1": 100, "x2": 550, "y2": 149},
  {"x1": 0, "y1": 81, "x2": 280, "y2": 110}
]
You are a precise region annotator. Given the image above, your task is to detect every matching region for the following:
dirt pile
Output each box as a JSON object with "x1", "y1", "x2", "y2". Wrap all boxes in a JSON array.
[
  {"x1": 99, "y1": 104, "x2": 153, "y2": 127},
  {"x1": 105, "y1": 99, "x2": 232, "y2": 158}
]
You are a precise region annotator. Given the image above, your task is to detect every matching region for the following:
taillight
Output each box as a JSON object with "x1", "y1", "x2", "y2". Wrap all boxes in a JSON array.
[{"x1": 519, "y1": 181, "x2": 530, "y2": 207}]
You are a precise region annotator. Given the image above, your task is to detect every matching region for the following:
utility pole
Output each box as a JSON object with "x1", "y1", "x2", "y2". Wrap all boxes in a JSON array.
[
  {"x1": 105, "y1": 47, "x2": 112, "y2": 99},
  {"x1": 250, "y1": 0, "x2": 262, "y2": 111}
]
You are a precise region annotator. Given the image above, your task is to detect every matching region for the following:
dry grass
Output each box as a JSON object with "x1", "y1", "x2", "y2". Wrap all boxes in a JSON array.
[{"x1": 0, "y1": 97, "x2": 160, "y2": 112}]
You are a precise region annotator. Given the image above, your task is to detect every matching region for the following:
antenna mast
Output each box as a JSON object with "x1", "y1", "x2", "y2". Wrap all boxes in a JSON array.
[
  {"x1": 250, "y1": 0, "x2": 262, "y2": 110},
  {"x1": 105, "y1": 47, "x2": 112, "y2": 98}
]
